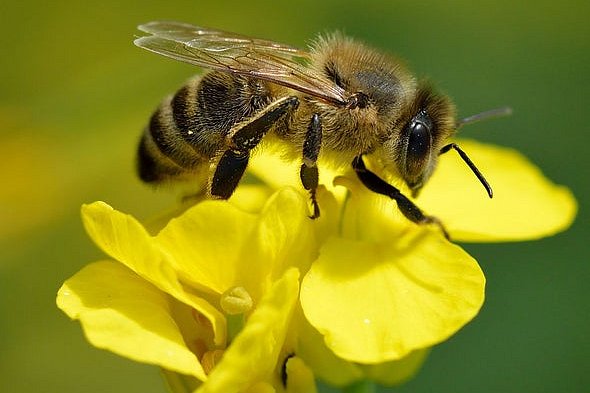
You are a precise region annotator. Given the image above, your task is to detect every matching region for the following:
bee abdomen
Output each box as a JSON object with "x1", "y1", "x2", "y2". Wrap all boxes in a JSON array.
[
  {"x1": 138, "y1": 72, "x2": 274, "y2": 184},
  {"x1": 138, "y1": 93, "x2": 210, "y2": 183},
  {"x1": 137, "y1": 129, "x2": 187, "y2": 182},
  {"x1": 170, "y1": 80, "x2": 226, "y2": 158}
]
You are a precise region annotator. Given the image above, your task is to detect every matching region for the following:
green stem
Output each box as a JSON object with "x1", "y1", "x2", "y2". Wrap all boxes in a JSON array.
[
  {"x1": 342, "y1": 380, "x2": 377, "y2": 393},
  {"x1": 226, "y1": 313, "x2": 245, "y2": 342}
]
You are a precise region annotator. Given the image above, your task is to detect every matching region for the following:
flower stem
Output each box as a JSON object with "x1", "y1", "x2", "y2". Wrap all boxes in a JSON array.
[{"x1": 226, "y1": 313, "x2": 246, "y2": 342}]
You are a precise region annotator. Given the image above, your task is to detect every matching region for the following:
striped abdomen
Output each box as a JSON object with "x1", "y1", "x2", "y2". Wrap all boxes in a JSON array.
[{"x1": 138, "y1": 72, "x2": 273, "y2": 183}]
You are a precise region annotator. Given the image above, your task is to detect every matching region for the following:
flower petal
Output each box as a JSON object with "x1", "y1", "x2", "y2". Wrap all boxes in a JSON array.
[
  {"x1": 283, "y1": 356, "x2": 318, "y2": 393},
  {"x1": 335, "y1": 175, "x2": 412, "y2": 242},
  {"x1": 81, "y1": 202, "x2": 226, "y2": 345},
  {"x1": 418, "y1": 139, "x2": 577, "y2": 242},
  {"x1": 359, "y1": 349, "x2": 429, "y2": 386},
  {"x1": 161, "y1": 369, "x2": 200, "y2": 393},
  {"x1": 197, "y1": 268, "x2": 300, "y2": 393},
  {"x1": 56, "y1": 260, "x2": 206, "y2": 380},
  {"x1": 249, "y1": 147, "x2": 301, "y2": 190},
  {"x1": 242, "y1": 188, "x2": 316, "y2": 300},
  {"x1": 301, "y1": 231, "x2": 485, "y2": 363},
  {"x1": 242, "y1": 382, "x2": 276, "y2": 393},
  {"x1": 249, "y1": 145, "x2": 346, "y2": 198},
  {"x1": 156, "y1": 200, "x2": 256, "y2": 294},
  {"x1": 229, "y1": 184, "x2": 275, "y2": 214},
  {"x1": 296, "y1": 315, "x2": 363, "y2": 387}
]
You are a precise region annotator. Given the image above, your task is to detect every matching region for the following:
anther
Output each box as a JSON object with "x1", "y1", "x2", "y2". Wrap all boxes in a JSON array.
[
  {"x1": 201, "y1": 349, "x2": 224, "y2": 375},
  {"x1": 220, "y1": 286, "x2": 253, "y2": 315}
]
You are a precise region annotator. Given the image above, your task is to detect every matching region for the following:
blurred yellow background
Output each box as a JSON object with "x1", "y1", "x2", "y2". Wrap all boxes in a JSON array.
[{"x1": 1, "y1": 1, "x2": 588, "y2": 392}]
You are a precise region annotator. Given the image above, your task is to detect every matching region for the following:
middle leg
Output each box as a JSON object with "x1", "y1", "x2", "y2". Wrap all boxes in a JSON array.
[{"x1": 299, "y1": 113, "x2": 322, "y2": 219}]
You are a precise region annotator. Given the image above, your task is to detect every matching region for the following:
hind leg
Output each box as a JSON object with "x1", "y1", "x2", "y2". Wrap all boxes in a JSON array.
[{"x1": 209, "y1": 96, "x2": 299, "y2": 199}]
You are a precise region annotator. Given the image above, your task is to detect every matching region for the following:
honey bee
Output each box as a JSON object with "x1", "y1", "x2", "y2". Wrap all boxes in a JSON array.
[{"x1": 135, "y1": 21, "x2": 510, "y2": 238}]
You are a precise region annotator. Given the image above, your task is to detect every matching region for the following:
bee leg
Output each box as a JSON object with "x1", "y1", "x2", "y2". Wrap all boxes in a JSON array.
[
  {"x1": 211, "y1": 150, "x2": 250, "y2": 199},
  {"x1": 210, "y1": 96, "x2": 299, "y2": 199},
  {"x1": 299, "y1": 113, "x2": 322, "y2": 219},
  {"x1": 352, "y1": 156, "x2": 450, "y2": 240}
]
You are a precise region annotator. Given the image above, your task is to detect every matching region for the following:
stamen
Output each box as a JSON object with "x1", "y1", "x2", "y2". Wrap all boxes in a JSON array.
[
  {"x1": 220, "y1": 286, "x2": 253, "y2": 315},
  {"x1": 201, "y1": 349, "x2": 224, "y2": 375}
]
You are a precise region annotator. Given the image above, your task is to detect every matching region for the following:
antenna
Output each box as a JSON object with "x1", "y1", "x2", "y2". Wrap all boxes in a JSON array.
[
  {"x1": 441, "y1": 106, "x2": 513, "y2": 198},
  {"x1": 457, "y1": 106, "x2": 512, "y2": 128},
  {"x1": 439, "y1": 143, "x2": 493, "y2": 198}
]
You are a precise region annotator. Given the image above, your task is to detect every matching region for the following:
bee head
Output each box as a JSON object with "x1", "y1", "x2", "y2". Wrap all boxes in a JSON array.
[{"x1": 393, "y1": 82, "x2": 456, "y2": 197}]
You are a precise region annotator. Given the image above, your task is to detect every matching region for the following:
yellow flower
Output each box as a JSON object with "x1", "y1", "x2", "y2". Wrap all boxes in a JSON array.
[
  {"x1": 247, "y1": 139, "x2": 576, "y2": 386},
  {"x1": 57, "y1": 189, "x2": 318, "y2": 392},
  {"x1": 57, "y1": 138, "x2": 575, "y2": 391}
]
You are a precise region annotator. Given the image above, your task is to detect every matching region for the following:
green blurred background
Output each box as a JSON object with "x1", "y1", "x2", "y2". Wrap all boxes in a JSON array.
[{"x1": 1, "y1": 0, "x2": 588, "y2": 392}]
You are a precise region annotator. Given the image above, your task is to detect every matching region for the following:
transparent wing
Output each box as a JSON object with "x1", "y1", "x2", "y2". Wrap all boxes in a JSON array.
[{"x1": 134, "y1": 21, "x2": 347, "y2": 106}]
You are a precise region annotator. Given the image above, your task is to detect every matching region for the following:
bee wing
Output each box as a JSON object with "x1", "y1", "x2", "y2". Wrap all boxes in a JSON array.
[{"x1": 134, "y1": 21, "x2": 347, "y2": 106}]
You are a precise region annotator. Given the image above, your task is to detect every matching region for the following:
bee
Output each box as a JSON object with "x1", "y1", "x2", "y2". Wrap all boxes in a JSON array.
[{"x1": 135, "y1": 21, "x2": 510, "y2": 239}]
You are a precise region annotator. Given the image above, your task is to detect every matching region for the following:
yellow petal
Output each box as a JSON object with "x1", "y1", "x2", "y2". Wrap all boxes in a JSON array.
[
  {"x1": 161, "y1": 369, "x2": 200, "y2": 393},
  {"x1": 360, "y1": 349, "x2": 429, "y2": 386},
  {"x1": 197, "y1": 268, "x2": 300, "y2": 393},
  {"x1": 229, "y1": 184, "x2": 275, "y2": 214},
  {"x1": 82, "y1": 201, "x2": 158, "y2": 273},
  {"x1": 296, "y1": 314, "x2": 363, "y2": 387},
  {"x1": 241, "y1": 188, "x2": 316, "y2": 299},
  {"x1": 242, "y1": 382, "x2": 276, "y2": 393},
  {"x1": 313, "y1": 185, "x2": 344, "y2": 244},
  {"x1": 249, "y1": 145, "x2": 346, "y2": 199},
  {"x1": 56, "y1": 260, "x2": 206, "y2": 380},
  {"x1": 156, "y1": 200, "x2": 256, "y2": 294},
  {"x1": 284, "y1": 356, "x2": 317, "y2": 393},
  {"x1": 249, "y1": 147, "x2": 301, "y2": 190},
  {"x1": 81, "y1": 202, "x2": 226, "y2": 345},
  {"x1": 301, "y1": 231, "x2": 484, "y2": 363},
  {"x1": 335, "y1": 174, "x2": 412, "y2": 242},
  {"x1": 418, "y1": 139, "x2": 577, "y2": 242}
]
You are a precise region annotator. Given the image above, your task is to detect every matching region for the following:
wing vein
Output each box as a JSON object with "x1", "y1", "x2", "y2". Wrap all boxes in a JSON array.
[{"x1": 134, "y1": 21, "x2": 347, "y2": 106}]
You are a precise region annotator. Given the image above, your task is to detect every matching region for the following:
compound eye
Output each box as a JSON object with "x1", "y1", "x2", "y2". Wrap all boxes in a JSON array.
[
  {"x1": 408, "y1": 122, "x2": 431, "y2": 159},
  {"x1": 405, "y1": 120, "x2": 432, "y2": 179}
]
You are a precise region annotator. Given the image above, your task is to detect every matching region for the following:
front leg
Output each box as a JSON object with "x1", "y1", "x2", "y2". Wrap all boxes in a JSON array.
[
  {"x1": 210, "y1": 96, "x2": 298, "y2": 199},
  {"x1": 299, "y1": 113, "x2": 322, "y2": 218},
  {"x1": 352, "y1": 156, "x2": 450, "y2": 240}
]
